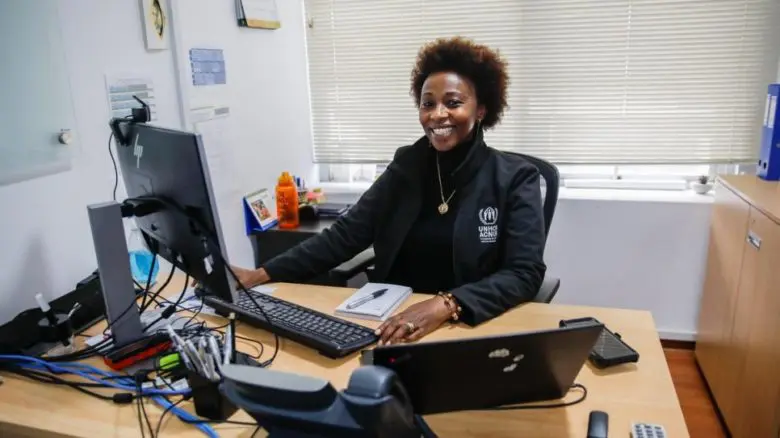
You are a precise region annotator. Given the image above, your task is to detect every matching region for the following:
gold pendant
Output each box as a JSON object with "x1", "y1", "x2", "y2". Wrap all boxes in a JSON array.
[{"x1": 438, "y1": 202, "x2": 449, "y2": 215}]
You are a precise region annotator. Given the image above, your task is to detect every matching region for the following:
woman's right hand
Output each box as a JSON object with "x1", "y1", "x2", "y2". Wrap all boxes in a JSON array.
[{"x1": 231, "y1": 266, "x2": 270, "y2": 290}]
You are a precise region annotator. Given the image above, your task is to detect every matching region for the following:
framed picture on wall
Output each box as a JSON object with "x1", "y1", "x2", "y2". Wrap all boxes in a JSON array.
[{"x1": 140, "y1": 0, "x2": 170, "y2": 50}]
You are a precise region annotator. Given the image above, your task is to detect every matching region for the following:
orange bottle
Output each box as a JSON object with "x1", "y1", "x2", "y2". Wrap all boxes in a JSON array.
[{"x1": 275, "y1": 171, "x2": 300, "y2": 229}]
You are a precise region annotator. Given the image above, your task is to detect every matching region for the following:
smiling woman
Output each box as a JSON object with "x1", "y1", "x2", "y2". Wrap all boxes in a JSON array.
[
  {"x1": 411, "y1": 37, "x2": 508, "y2": 152},
  {"x1": 229, "y1": 37, "x2": 547, "y2": 345}
]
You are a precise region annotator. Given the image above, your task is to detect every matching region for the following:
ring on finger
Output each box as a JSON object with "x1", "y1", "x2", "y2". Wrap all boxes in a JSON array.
[{"x1": 405, "y1": 321, "x2": 416, "y2": 332}]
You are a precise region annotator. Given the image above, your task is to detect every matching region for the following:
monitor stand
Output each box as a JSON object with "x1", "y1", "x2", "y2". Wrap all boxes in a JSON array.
[{"x1": 87, "y1": 201, "x2": 145, "y2": 348}]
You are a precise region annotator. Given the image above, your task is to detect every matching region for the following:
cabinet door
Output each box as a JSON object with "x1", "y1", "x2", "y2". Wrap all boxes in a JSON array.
[
  {"x1": 731, "y1": 208, "x2": 780, "y2": 438},
  {"x1": 695, "y1": 182, "x2": 750, "y2": 429}
]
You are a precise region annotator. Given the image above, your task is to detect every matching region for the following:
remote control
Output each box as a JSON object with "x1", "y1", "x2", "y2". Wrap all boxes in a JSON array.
[{"x1": 631, "y1": 422, "x2": 666, "y2": 438}]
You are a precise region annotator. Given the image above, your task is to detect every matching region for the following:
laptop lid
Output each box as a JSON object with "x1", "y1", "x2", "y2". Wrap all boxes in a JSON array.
[{"x1": 364, "y1": 324, "x2": 603, "y2": 415}]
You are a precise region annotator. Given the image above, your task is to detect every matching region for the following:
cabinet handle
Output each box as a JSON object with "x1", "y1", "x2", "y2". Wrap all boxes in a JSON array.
[{"x1": 747, "y1": 230, "x2": 762, "y2": 249}]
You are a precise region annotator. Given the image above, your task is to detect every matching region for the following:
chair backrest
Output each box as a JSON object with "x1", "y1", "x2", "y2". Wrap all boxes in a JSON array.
[{"x1": 506, "y1": 152, "x2": 560, "y2": 238}]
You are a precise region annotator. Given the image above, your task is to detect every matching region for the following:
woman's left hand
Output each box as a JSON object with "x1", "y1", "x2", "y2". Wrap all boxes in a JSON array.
[{"x1": 375, "y1": 297, "x2": 452, "y2": 345}]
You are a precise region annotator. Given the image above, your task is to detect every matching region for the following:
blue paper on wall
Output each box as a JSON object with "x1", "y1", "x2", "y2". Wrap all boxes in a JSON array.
[
  {"x1": 189, "y1": 48, "x2": 226, "y2": 86},
  {"x1": 758, "y1": 84, "x2": 780, "y2": 181}
]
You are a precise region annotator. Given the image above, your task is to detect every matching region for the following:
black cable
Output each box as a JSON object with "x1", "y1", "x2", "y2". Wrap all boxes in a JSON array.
[
  {"x1": 101, "y1": 249, "x2": 158, "y2": 337},
  {"x1": 154, "y1": 397, "x2": 187, "y2": 437},
  {"x1": 1, "y1": 367, "x2": 112, "y2": 399},
  {"x1": 139, "y1": 254, "x2": 159, "y2": 311},
  {"x1": 252, "y1": 426, "x2": 262, "y2": 437},
  {"x1": 236, "y1": 334, "x2": 264, "y2": 359},
  {"x1": 480, "y1": 383, "x2": 588, "y2": 411},
  {"x1": 143, "y1": 272, "x2": 190, "y2": 331},
  {"x1": 136, "y1": 384, "x2": 146, "y2": 438},
  {"x1": 181, "y1": 296, "x2": 204, "y2": 331},
  {"x1": 165, "y1": 270, "x2": 190, "y2": 316},
  {"x1": 47, "y1": 331, "x2": 157, "y2": 363},
  {"x1": 136, "y1": 375, "x2": 153, "y2": 437},
  {"x1": 151, "y1": 363, "x2": 179, "y2": 392},
  {"x1": 183, "y1": 418, "x2": 259, "y2": 426},
  {"x1": 140, "y1": 263, "x2": 177, "y2": 313},
  {"x1": 45, "y1": 335, "x2": 115, "y2": 362},
  {"x1": 140, "y1": 396, "x2": 153, "y2": 437},
  {"x1": 109, "y1": 131, "x2": 118, "y2": 201},
  {"x1": 206, "y1": 327, "x2": 264, "y2": 359},
  {"x1": 125, "y1": 195, "x2": 280, "y2": 367},
  {"x1": 109, "y1": 115, "x2": 134, "y2": 201},
  {"x1": 0, "y1": 366, "x2": 141, "y2": 404},
  {"x1": 157, "y1": 263, "x2": 176, "y2": 293}
]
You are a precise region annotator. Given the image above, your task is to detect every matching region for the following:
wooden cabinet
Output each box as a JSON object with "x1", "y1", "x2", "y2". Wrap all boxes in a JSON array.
[
  {"x1": 695, "y1": 175, "x2": 780, "y2": 438},
  {"x1": 695, "y1": 183, "x2": 750, "y2": 430},
  {"x1": 732, "y1": 208, "x2": 780, "y2": 438}
]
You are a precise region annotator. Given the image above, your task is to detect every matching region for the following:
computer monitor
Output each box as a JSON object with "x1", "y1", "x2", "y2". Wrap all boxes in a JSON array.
[{"x1": 114, "y1": 122, "x2": 238, "y2": 304}]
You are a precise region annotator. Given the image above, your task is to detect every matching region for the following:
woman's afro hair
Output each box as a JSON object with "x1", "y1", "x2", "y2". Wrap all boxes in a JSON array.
[{"x1": 411, "y1": 36, "x2": 509, "y2": 129}]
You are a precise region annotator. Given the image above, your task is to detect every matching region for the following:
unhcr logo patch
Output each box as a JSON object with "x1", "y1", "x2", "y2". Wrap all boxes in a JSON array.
[{"x1": 478, "y1": 207, "x2": 499, "y2": 243}]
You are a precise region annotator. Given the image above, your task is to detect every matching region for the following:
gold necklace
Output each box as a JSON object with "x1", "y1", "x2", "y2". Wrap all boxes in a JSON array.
[{"x1": 436, "y1": 153, "x2": 456, "y2": 215}]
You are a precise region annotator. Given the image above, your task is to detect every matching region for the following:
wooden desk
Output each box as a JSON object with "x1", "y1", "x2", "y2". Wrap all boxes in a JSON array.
[{"x1": 0, "y1": 279, "x2": 688, "y2": 437}]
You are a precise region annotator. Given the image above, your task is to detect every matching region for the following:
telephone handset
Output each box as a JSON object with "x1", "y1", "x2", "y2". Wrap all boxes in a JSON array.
[{"x1": 221, "y1": 363, "x2": 426, "y2": 438}]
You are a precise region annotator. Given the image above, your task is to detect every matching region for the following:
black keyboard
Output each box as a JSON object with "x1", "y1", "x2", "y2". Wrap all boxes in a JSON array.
[{"x1": 204, "y1": 290, "x2": 378, "y2": 358}]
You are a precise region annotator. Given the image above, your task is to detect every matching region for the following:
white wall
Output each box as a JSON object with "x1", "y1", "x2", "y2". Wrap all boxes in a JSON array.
[
  {"x1": 0, "y1": 1, "x2": 182, "y2": 324},
  {"x1": 170, "y1": 0, "x2": 314, "y2": 268},
  {"x1": 545, "y1": 194, "x2": 712, "y2": 340}
]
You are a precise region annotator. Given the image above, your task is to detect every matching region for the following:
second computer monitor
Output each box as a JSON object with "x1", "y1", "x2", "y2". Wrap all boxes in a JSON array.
[{"x1": 114, "y1": 122, "x2": 238, "y2": 303}]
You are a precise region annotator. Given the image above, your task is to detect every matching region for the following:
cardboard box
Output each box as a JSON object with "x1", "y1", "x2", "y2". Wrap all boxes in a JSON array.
[{"x1": 758, "y1": 84, "x2": 780, "y2": 180}]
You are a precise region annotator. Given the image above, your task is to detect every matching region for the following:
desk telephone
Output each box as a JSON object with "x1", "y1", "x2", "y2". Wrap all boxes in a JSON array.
[{"x1": 221, "y1": 364, "x2": 430, "y2": 437}]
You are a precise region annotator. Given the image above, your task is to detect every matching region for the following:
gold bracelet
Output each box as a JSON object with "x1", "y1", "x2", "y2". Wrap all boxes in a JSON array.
[{"x1": 437, "y1": 292, "x2": 462, "y2": 322}]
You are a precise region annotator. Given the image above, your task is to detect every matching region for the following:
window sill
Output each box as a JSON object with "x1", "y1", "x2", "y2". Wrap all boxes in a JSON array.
[
  {"x1": 316, "y1": 182, "x2": 715, "y2": 204},
  {"x1": 557, "y1": 187, "x2": 714, "y2": 204}
]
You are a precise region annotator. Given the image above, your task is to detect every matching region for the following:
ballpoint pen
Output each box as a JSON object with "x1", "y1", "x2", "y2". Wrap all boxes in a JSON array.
[
  {"x1": 197, "y1": 338, "x2": 214, "y2": 380},
  {"x1": 202, "y1": 337, "x2": 219, "y2": 381},
  {"x1": 185, "y1": 339, "x2": 207, "y2": 376},
  {"x1": 223, "y1": 323, "x2": 233, "y2": 366},
  {"x1": 346, "y1": 288, "x2": 388, "y2": 309},
  {"x1": 166, "y1": 325, "x2": 194, "y2": 371},
  {"x1": 207, "y1": 335, "x2": 223, "y2": 372}
]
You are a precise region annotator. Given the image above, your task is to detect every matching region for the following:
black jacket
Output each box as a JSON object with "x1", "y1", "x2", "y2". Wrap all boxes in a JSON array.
[{"x1": 263, "y1": 129, "x2": 547, "y2": 326}]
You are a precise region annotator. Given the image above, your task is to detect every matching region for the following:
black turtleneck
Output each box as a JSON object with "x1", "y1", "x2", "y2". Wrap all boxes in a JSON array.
[{"x1": 385, "y1": 131, "x2": 477, "y2": 293}]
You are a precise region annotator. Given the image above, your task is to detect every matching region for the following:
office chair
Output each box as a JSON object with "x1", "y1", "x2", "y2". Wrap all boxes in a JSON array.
[
  {"x1": 507, "y1": 152, "x2": 561, "y2": 303},
  {"x1": 330, "y1": 153, "x2": 561, "y2": 304}
]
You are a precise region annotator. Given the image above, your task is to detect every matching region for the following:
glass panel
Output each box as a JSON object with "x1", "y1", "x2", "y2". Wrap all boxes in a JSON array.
[{"x1": 0, "y1": 1, "x2": 76, "y2": 186}]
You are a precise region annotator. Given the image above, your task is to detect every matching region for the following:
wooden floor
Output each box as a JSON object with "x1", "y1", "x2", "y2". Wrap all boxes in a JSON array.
[{"x1": 663, "y1": 348, "x2": 727, "y2": 438}]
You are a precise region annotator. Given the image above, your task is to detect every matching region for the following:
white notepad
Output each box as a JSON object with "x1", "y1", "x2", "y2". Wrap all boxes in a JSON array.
[{"x1": 334, "y1": 283, "x2": 412, "y2": 322}]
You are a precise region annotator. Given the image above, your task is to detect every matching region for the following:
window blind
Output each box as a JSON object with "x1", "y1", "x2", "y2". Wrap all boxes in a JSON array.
[{"x1": 304, "y1": 0, "x2": 779, "y2": 164}]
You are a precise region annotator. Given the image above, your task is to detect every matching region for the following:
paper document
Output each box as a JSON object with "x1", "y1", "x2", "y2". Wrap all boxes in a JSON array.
[{"x1": 334, "y1": 283, "x2": 411, "y2": 322}]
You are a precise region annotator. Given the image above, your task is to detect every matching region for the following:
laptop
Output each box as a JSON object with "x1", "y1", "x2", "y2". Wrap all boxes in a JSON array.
[{"x1": 361, "y1": 323, "x2": 603, "y2": 415}]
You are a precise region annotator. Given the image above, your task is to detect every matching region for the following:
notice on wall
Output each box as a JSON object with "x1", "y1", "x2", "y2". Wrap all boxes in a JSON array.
[
  {"x1": 191, "y1": 104, "x2": 249, "y2": 265},
  {"x1": 190, "y1": 48, "x2": 226, "y2": 86},
  {"x1": 191, "y1": 105, "x2": 239, "y2": 201},
  {"x1": 105, "y1": 75, "x2": 157, "y2": 121}
]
